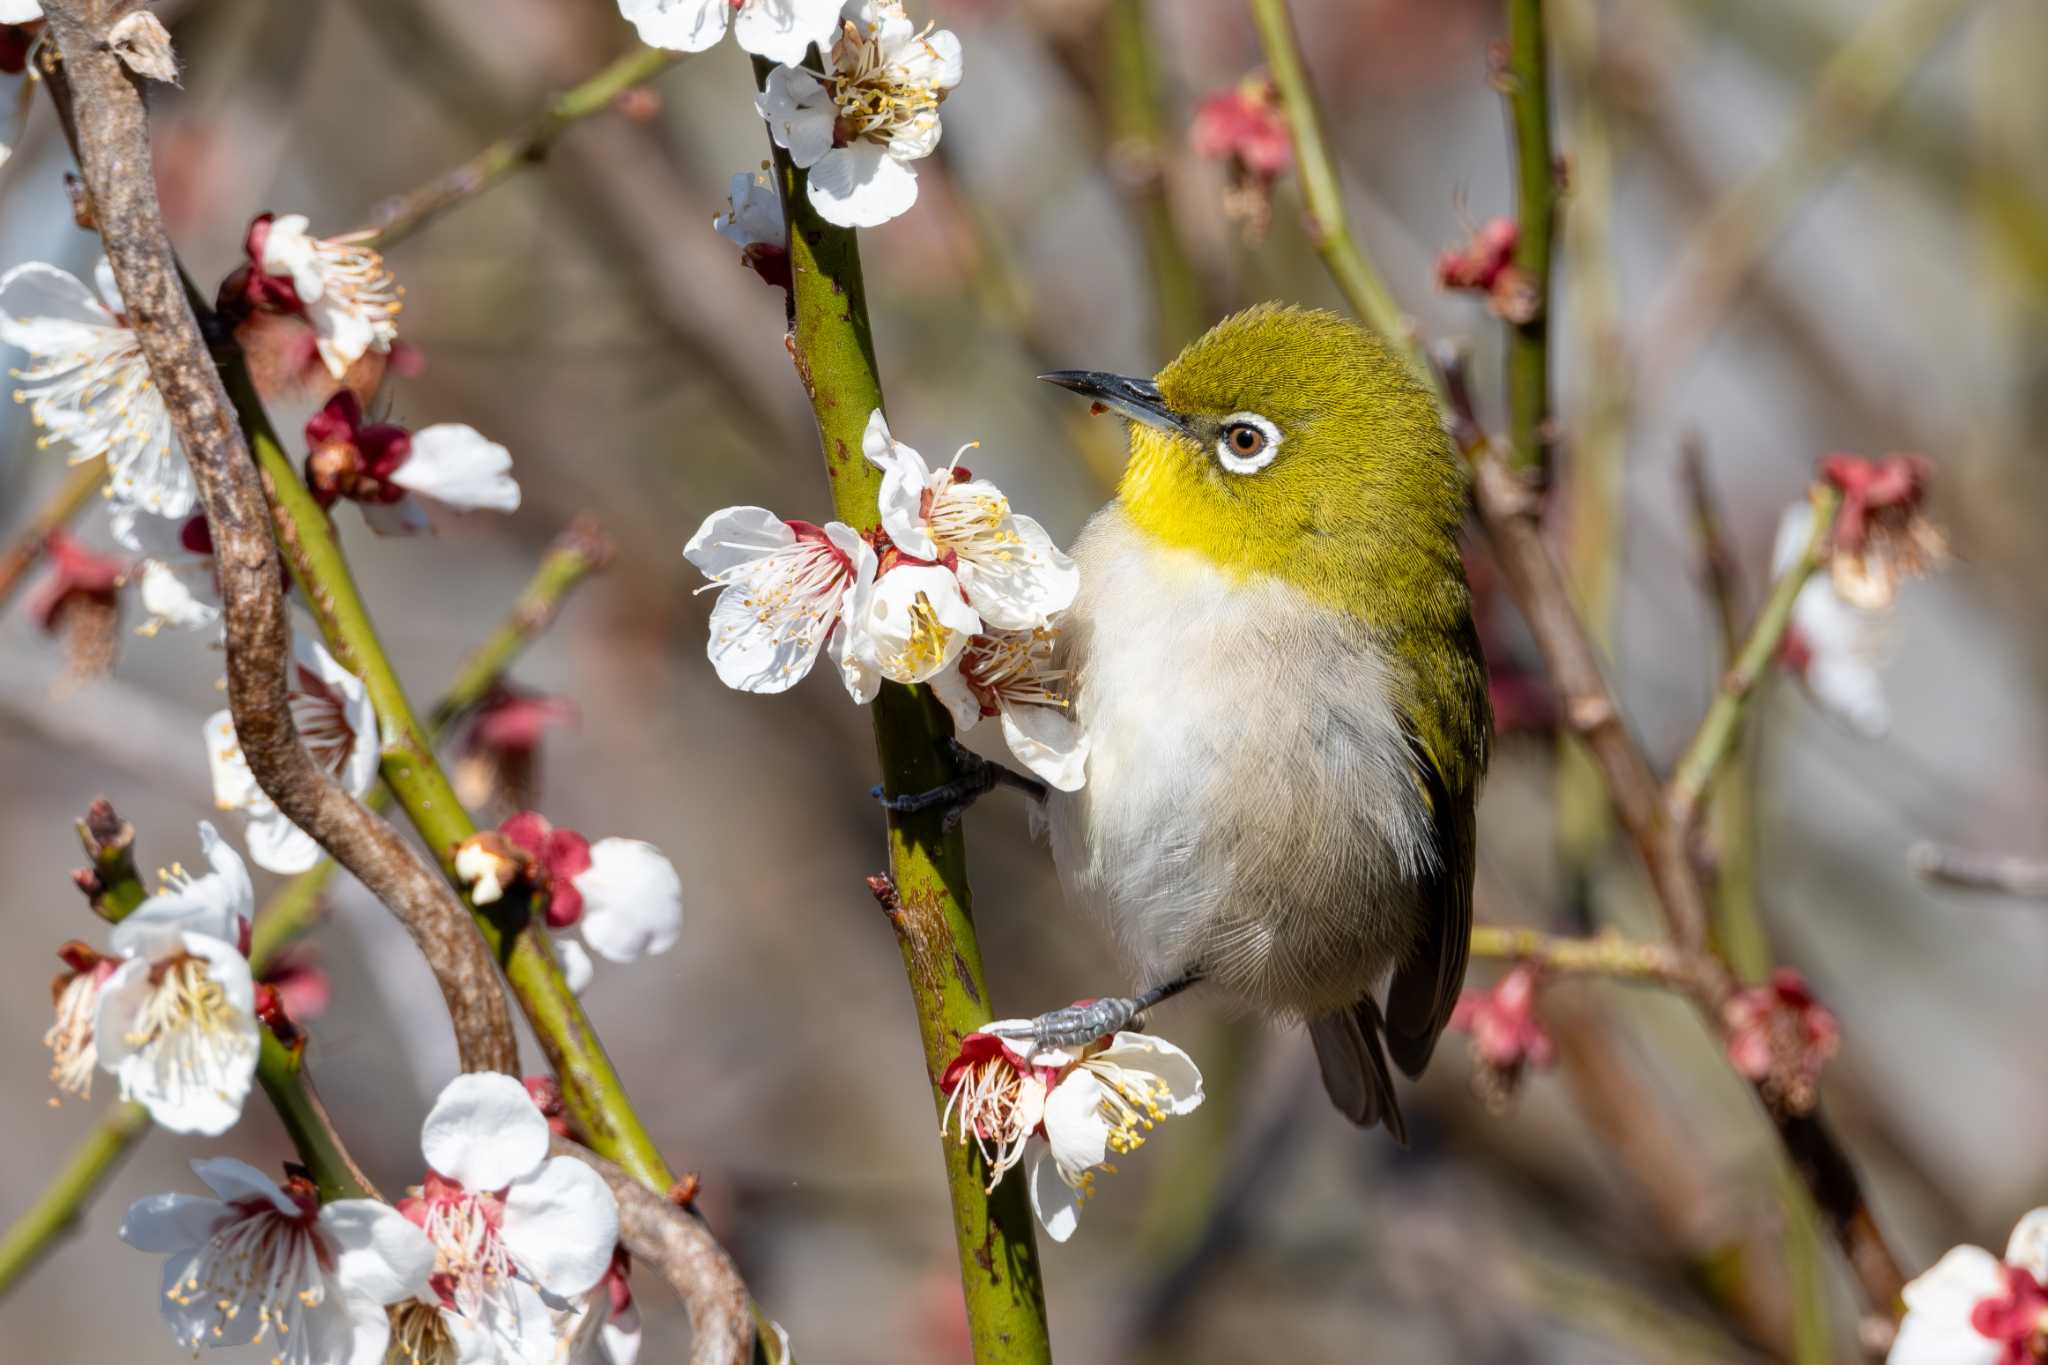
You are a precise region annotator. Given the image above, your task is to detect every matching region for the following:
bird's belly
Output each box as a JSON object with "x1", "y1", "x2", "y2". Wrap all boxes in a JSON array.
[{"x1": 1045, "y1": 511, "x2": 1435, "y2": 1018}]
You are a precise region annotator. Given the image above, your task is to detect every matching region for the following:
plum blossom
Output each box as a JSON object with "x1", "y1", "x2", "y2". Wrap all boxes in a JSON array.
[
  {"x1": 930, "y1": 627, "x2": 1088, "y2": 791},
  {"x1": 93, "y1": 822, "x2": 259, "y2": 1135},
  {"x1": 241, "y1": 213, "x2": 401, "y2": 379},
  {"x1": 1820, "y1": 451, "x2": 1945, "y2": 609},
  {"x1": 1721, "y1": 967, "x2": 1839, "y2": 1115},
  {"x1": 207, "y1": 636, "x2": 379, "y2": 874},
  {"x1": 1891, "y1": 1208, "x2": 2048, "y2": 1365},
  {"x1": 862, "y1": 410, "x2": 1077, "y2": 630},
  {"x1": 303, "y1": 391, "x2": 520, "y2": 533},
  {"x1": 0, "y1": 257, "x2": 191, "y2": 516},
  {"x1": 1436, "y1": 216, "x2": 1534, "y2": 323},
  {"x1": 755, "y1": 1, "x2": 964, "y2": 227},
  {"x1": 1028, "y1": 1032, "x2": 1203, "y2": 1243},
  {"x1": 550, "y1": 1248, "x2": 643, "y2": 1364},
  {"x1": 459, "y1": 811, "x2": 684, "y2": 967},
  {"x1": 395, "y1": 1073, "x2": 621, "y2": 1356},
  {"x1": 620, "y1": 0, "x2": 841, "y2": 64},
  {"x1": 109, "y1": 502, "x2": 220, "y2": 636},
  {"x1": 1189, "y1": 74, "x2": 1291, "y2": 238},
  {"x1": 1774, "y1": 501, "x2": 1894, "y2": 738},
  {"x1": 714, "y1": 169, "x2": 791, "y2": 289},
  {"x1": 841, "y1": 555, "x2": 980, "y2": 697},
  {"x1": 28, "y1": 528, "x2": 124, "y2": 683},
  {"x1": 45, "y1": 940, "x2": 117, "y2": 1103},
  {"x1": 1447, "y1": 962, "x2": 1554, "y2": 1109},
  {"x1": 120, "y1": 1158, "x2": 434, "y2": 1364},
  {"x1": 941, "y1": 1029, "x2": 1057, "y2": 1191},
  {"x1": 686, "y1": 506, "x2": 874, "y2": 696}
]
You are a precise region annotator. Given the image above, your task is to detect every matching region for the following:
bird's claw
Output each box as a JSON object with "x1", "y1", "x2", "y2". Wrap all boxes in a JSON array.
[
  {"x1": 987, "y1": 998, "x2": 1143, "y2": 1052},
  {"x1": 872, "y1": 739, "x2": 1047, "y2": 832}
]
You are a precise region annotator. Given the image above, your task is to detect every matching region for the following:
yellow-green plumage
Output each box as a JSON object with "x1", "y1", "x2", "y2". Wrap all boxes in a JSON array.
[{"x1": 1044, "y1": 304, "x2": 1490, "y2": 1138}]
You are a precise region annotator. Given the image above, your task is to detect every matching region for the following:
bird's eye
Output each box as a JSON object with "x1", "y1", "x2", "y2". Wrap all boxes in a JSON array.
[{"x1": 1215, "y1": 413, "x2": 1283, "y2": 474}]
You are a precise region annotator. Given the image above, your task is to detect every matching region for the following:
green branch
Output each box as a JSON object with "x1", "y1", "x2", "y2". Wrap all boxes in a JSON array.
[
  {"x1": 1247, "y1": 0, "x2": 1430, "y2": 386},
  {"x1": 758, "y1": 59, "x2": 1052, "y2": 1365},
  {"x1": 1503, "y1": 0, "x2": 1558, "y2": 475}
]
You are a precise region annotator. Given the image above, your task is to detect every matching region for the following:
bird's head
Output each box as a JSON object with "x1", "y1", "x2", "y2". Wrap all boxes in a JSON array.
[{"x1": 1043, "y1": 303, "x2": 1467, "y2": 606}]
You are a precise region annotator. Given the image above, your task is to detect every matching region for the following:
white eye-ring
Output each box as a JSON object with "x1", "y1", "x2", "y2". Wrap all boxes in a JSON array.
[{"x1": 1216, "y1": 412, "x2": 1283, "y2": 474}]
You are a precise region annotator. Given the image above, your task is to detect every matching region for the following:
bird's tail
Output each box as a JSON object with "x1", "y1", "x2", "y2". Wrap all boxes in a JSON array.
[{"x1": 1308, "y1": 997, "x2": 1408, "y2": 1144}]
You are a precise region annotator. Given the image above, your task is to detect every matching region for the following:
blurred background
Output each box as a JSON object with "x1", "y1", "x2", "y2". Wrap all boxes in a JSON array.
[{"x1": 1, "y1": 0, "x2": 2044, "y2": 1360}]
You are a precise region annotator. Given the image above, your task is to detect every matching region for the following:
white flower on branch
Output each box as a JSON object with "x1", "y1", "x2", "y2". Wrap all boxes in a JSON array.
[
  {"x1": 862, "y1": 409, "x2": 1078, "y2": 630},
  {"x1": 931, "y1": 627, "x2": 1089, "y2": 791},
  {"x1": 685, "y1": 506, "x2": 874, "y2": 696},
  {"x1": 244, "y1": 214, "x2": 402, "y2": 380},
  {"x1": 755, "y1": 1, "x2": 964, "y2": 228},
  {"x1": 1028, "y1": 1031, "x2": 1203, "y2": 1243},
  {"x1": 120, "y1": 1157, "x2": 434, "y2": 1363},
  {"x1": 471, "y1": 811, "x2": 686, "y2": 967},
  {"x1": 92, "y1": 822, "x2": 259, "y2": 1135},
  {"x1": 1774, "y1": 501, "x2": 1893, "y2": 738},
  {"x1": 206, "y1": 637, "x2": 380, "y2": 874},
  {"x1": 940, "y1": 1028, "x2": 1054, "y2": 1192},
  {"x1": 1889, "y1": 1207, "x2": 2048, "y2": 1365},
  {"x1": 0, "y1": 257, "x2": 191, "y2": 517},
  {"x1": 715, "y1": 170, "x2": 785, "y2": 251},
  {"x1": 44, "y1": 942, "x2": 117, "y2": 1103},
  {"x1": 842, "y1": 556, "x2": 981, "y2": 696},
  {"x1": 304, "y1": 392, "x2": 521, "y2": 533},
  {"x1": 396, "y1": 1073, "x2": 622, "y2": 1357},
  {"x1": 109, "y1": 503, "x2": 220, "y2": 637},
  {"x1": 620, "y1": 0, "x2": 843, "y2": 65}
]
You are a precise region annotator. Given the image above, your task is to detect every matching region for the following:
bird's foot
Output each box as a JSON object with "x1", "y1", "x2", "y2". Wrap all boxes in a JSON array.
[
  {"x1": 986, "y1": 974, "x2": 1205, "y2": 1052},
  {"x1": 872, "y1": 738, "x2": 1047, "y2": 832}
]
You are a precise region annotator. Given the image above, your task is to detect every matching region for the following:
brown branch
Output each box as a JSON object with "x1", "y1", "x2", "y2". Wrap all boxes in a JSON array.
[
  {"x1": 38, "y1": 0, "x2": 516, "y2": 1077},
  {"x1": 555, "y1": 1139, "x2": 754, "y2": 1365}
]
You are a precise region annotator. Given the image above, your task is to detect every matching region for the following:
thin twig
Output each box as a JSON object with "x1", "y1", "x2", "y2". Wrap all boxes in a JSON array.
[
  {"x1": 1679, "y1": 438, "x2": 1745, "y2": 659},
  {"x1": 38, "y1": 2, "x2": 518, "y2": 1077},
  {"x1": 1246, "y1": 0, "x2": 1430, "y2": 386},
  {"x1": 758, "y1": 53, "x2": 1053, "y2": 1364},
  {"x1": 1468, "y1": 925, "x2": 1717, "y2": 997},
  {"x1": 1908, "y1": 844, "x2": 2048, "y2": 898},
  {"x1": 1503, "y1": 0, "x2": 1559, "y2": 477},
  {"x1": 557, "y1": 1139, "x2": 755, "y2": 1365},
  {"x1": 350, "y1": 44, "x2": 686, "y2": 252},
  {"x1": 0, "y1": 457, "x2": 106, "y2": 613},
  {"x1": 1666, "y1": 482, "x2": 1842, "y2": 833}
]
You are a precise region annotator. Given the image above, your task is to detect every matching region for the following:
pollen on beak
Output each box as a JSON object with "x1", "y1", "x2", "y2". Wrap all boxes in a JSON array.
[{"x1": 1038, "y1": 370, "x2": 1197, "y2": 438}]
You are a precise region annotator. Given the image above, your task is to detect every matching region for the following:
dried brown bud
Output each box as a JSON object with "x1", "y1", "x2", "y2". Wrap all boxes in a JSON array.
[{"x1": 108, "y1": 11, "x2": 179, "y2": 85}]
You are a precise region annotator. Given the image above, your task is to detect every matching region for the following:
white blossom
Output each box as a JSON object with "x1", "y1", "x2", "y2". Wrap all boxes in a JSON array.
[
  {"x1": 255, "y1": 214, "x2": 401, "y2": 378},
  {"x1": 843, "y1": 557, "x2": 980, "y2": 692},
  {"x1": 715, "y1": 169, "x2": 786, "y2": 251},
  {"x1": 386, "y1": 425, "x2": 521, "y2": 515},
  {"x1": 120, "y1": 1157, "x2": 434, "y2": 1364},
  {"x1": 109, "y1": 503, "x2": 220, "y2": 636},
  {"x1": 930, "y1": 626, "x2": 1089, "y2": 791},
  {"x1": 1775, "y1": 502, "x2": 1893, "y2": 738},
  {"x1": 620, "y1": 0, "x2": 842, "y2": 65},
  {"x1": 1890, "y1": 1207, "x2": 2048, "y2": 1365},
  {"x1": 207, "y1": 636, "x2": 379, "y2": 874},
  {"x1": 573, "y1": 838, "x2": 684, "y2": 965},
  {"x1": 755, "y1": 1, "x2": 963, "y2": 227},
  {"x1": 44, "y1": 947, "x2": 115, "y2": 1103},
  {"x1": 863, "y1": 409, "x2": 1077, "y2": 629},
  {"x1": 1028, "y1": 1032, "x2": 1203, "y2": 1242},
  {"x1": 0, "y1": 258, "x2": 191, "y2": 517},
  {"x1": 685, "y1": 506, "x2": 873, "y2": 696},
  {"x1": 402, "y1": 1073, "x2": 621, "y2": 1356},
  {"x1": 93, "y1": 823, "x2": 259, "y2": 1135},
  {"x1": 940, "y1": 1027, "x2": 1053, "y2": 1192}
]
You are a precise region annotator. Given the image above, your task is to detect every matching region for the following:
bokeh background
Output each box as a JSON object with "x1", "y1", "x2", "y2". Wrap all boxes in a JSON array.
[{"x1": 2, "y1": 0, "x2": 2045, "y2": 1360}]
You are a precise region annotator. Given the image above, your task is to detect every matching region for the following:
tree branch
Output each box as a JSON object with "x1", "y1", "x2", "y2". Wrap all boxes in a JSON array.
[
  {"x1": 39, "y1": 0, "x2": 517, "y2": 1078},
  {"x1": 1503, "y1": 0, "x2": 1558, "y2": 476}
]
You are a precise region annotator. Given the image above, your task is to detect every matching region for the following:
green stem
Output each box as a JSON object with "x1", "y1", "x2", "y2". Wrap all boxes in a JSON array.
[
  {"x1": 352, "y1": 44, "x2": 686, "y2": 253},
  {"x1": 0, "y1": 1102, "x2": 148, "y2": 1295},
  {"x1": 1504, "y1": 0, "x2": 1558, "y2": 475},
  {"x1": 759, "y1": 58, "x2": 1052, "y2": 1365},
  {"x1": 1247, "y1": 0, "x2": 1431, "y2": 387},
  {"x1": 0, "y1": 456, "x2": 107, "y2": 613},
  {"x1": 1665, "y1": 485, "x2": 1841, "y2": 830},
  {"x1": 256, "y1": 1031, "x2": 377, "y2": 1203},
  {"x1": 1101, "y1": 0, "x2": 1209, "y2": 353}
]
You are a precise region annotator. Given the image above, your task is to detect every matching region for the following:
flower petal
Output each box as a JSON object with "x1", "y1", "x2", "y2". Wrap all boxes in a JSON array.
[
  {"x1": 245, "y1": 806, "x2": 324, "y2": 876},
  {"x1": 1094, "y1": 1032, "x2": 1204, "y2": 1115},
  {"x1": 927, "y1": 661, "x2": 985, "y2": 733},
  {"x1": 732, "y1": 0, "x2": 842, "y2": 65},
  {"x1": 854, "y1": 563, "x2": 980, "y2": 684},
  {"x1": 756, "y1": 65, "x2": 836, "y2": 169},
  {"x1": 0, "y1": 261, "x2": 119, "y2": 354},
  {"x1": 118, "y1": 1191, "x2": 227, "y2": 1254},
  {"x1": 574, "y1": 838, "x2": 683, "y2": 963},
  {"x1": 2006, "y1": 1208, "x2": 2048, "y2": 1280},
  {"x1": 321, "y1": 1199, "x2": 437, "y2": 1305},
  {"x1": 557, "y1": 937, "x2": 595, "y2": 995},
  {"x1": 1027, "y1": 1145, "x2": 1081, "y2": 1243},
  {"x1": 388, "y1": 425, "x2": 520, "y2": 513},
  {"x1": 805, "y1": 142, "x2": 920, "y2": 228},
  {"x1": 864, "y1": 410, "x2": 938, "y2": 559},
  {"x1": 999, "y1": 698, "x2": 1088, "y2": 792},
  {"x1": 618, "y1": 0, "x2": 728, "y2": 53},
  {"x1": 190, "y1": 1156, "x2": 297, "y2": 1213},
  {"x1": 1891, "y1": 1243, "x2": 2005, "y2": 1365},
  {"x1": 499, "y1": 1156, "x2": 621, "y2": 1298},
  {"x1": 957, "y1": 511, "x2": 1079, "y2": 630},
  {"x1": 683, "y1": 505, "x2": 795, "y2": 579},
  {"x1": 420, "y1": 1072, "x2": 551, "y2": 1191},
  {"x1": 1040, "y1": 1070, "x2": 1110, "y2": 1177}
]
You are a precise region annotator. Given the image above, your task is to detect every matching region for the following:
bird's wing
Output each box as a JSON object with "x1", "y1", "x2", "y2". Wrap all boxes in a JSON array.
[
  {"x1": 1382, "y1": 727, "x2": 1476, "y2": 1079},
  {"x1": 1308, "y1": 997, "x2": 1408, "y2": 1143}
]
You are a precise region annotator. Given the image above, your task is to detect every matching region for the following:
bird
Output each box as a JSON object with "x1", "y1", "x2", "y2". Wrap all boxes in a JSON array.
[{"x1": 1019, "y1": 302, "x2": 1491, "y2": 1139}]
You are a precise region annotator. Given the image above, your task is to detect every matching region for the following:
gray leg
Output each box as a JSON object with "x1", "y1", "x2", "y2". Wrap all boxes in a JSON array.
[
  {"x1": 873, "y1": 738, "x2": 1048, "y2": 832},
  {"x1": 988, "y1": 974, "x2": 1204, "y2": 1051}
]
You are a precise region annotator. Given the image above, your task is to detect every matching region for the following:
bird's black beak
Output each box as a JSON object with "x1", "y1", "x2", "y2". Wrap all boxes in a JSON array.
[{"x1": 1038, "y1": 370, "x2": 1197, "y2": 437}]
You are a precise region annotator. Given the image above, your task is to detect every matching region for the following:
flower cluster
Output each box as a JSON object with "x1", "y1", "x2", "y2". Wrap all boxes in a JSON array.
[
  {"x1": 232, "y1": 213, "x2": 402, "y2": 382},
  {"x1": 456, "y1": 810, "x2": 684, "y2": 993},
  {"x1": 1447, "y1": 962, "x2": 1555, "y2": 1110},
  {"x1": 687, "y1": 409, "x2": 1088, "y2": 790},
  {"x1": 939, "y1": 1026, "x2": 1203, "y2": 1242},
  {"x1": 44, "y1": 822, "x2": 260, "y2": 1134},
  {"x1": 120, "y1": 1073, "x2": 632, "y2": 1365},
  {"x1": 631, "y1": 0, "x2": 962, "y2": 228},
  {"x1": 1891, "y1": 1207, "x2": 2048, "y2": 1365}
]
